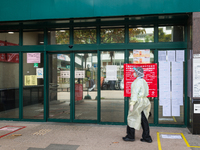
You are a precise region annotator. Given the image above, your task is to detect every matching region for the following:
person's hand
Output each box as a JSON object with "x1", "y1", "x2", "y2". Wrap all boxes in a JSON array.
[{"x1": 129, "y1": 105, "x2": 133, "y2": 112}]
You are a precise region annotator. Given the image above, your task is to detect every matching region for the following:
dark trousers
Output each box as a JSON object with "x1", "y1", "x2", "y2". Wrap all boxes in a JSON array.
[{"x1": 127, "y1": 111, "x2": 152, "y2": 140}]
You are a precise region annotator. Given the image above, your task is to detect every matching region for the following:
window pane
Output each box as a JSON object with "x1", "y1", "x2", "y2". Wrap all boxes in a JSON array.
[
  {"x1": 158, "y1": 50, "x2": 184, "y2": 124},
  {"x1": 48, "y1": 28, "x2": 70, "y2": 45},
  {"x1": 23, "y1": 53, "x2": 44, "y2": 119},
  {"x1": 101, "y1": 51, "x2": 124, "y2": 122},
  {"x1": 74, "y1": 27, "x2": 96, "y2": 44},
  {"x1": 158, "y1": 26, "x2": 184, "y2": 42},
  {"x1": 0, "y1": 53, "x2": 19, "y2": 118},
  {"x1": 101, "y1": 26, "x2": 125, "y2": 43},
  {"x1": 23, "y1": 29, "x2": 44, "y2": 45},
  {"x1": 0, "y1": 30, "x2": 19, "y2": 46},
  {"x1": 129, "y1": 27, "x2": 154, "y2": 43}
]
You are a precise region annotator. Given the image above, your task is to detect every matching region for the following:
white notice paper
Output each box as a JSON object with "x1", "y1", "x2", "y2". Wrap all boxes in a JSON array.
[
  {"x1": 176, "y1": 50, "x2": 185, "y2": 62},
  {"x1": 193, "y1": 58, "x2": 200, "y2": 97},
  {"x1": 159, "y1": 62, "x2": 170, "y2": 106},
  {"x1": 158, "y1": 51, "x2": 166, "y2": 61},
  {"x1": 172, "y1": 62, "x2": 183, "y2": 106},
  {"x1": 172, "y1": 105, "x2": 180, "y2": 116},
  {"x1": 167, "y1": 51, "x2": 175, "y2": 62},
  {"x1": 75, "y1": 70, "x2": 85, "y2": 78},
  {"x1": 60, "y1": 71, "x2": 70, "y2": 78},
  {"x1": 163, "y1": 103, "x2": 171, "y2": 116},
  {"x1": 106, "y1": 65, "x2": 117, "y2": 80}
]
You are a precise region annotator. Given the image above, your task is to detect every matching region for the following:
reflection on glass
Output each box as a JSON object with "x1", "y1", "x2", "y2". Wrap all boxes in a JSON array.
[
  {"x1": 23, "y1": 29, "x2": 44, "y2": 45},
  {"x1": 129, "y1": 27, "x2": 154, "y2": 43},
  {"x1": 23, "y1": 53, "x2": 44, "y2": 119},
  {"x1": 101, "y1": 51, "x2": 124, "y2": 122},
  {"x1": 158, "y1": 26, "x2": 184, "y2": 42},
  {"x1": 48, "y1": 54, "x2": 71, "y2": 119},
  {"x1": 158, "y1": 50, "x2": 184, "y2": 124},
  {"x1": 74, "y1": 28, "x2": 96, "y2": 44},
  {"x1": 0, "y1": 30, "x2": 19, "y2": 46},
  {"x1": 0, "y1": 53, "x2": 19, "y2": 118},
  {"x1": 48, "y1": 28, "x2": 70, "y2": 45},
  {"x1": 129, "y1": 50, "x2": 154, "y2": 123},
  {"x1": 101, "y1": 26, "x2": 125, "y2": 43},
  {"x1": 74, "y1": 53, "x2": 97, "y2": 120}
]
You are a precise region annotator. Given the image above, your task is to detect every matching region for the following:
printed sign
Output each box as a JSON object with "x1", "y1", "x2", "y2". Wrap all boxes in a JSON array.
[
  {"x1": 60, "y1": 71, "x2": 70, "y2": 78},
  {"x1": 75, "y1": 70, "x2": 85, "y2": 78},
  {"x1": 124, "y1": 63, "x2": 157, "y2": 97},
  {"x1": 36, "y1": 68, "x2": 43, "y2": 78},
  {"x1": 27, "y1": 53, "x2": 40, "y2": 63},
  {"x1": 133, "y1": 49, "x2": 150, "y2": 64},
  {"x1": 24, "y1": 75, "x2": 37, "y2": 86}
]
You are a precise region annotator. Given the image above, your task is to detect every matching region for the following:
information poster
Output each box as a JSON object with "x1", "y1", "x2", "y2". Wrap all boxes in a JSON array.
[
  {"x1": 133, "y1": 49, "x2": 150, "y2": 64},
  {"x1": 159, "y1": 62, "x2": 170, "y2": 106},
  {"x1": 24, "y1": 75, "x2": 37, "y2": 86},
  {"x1": 36, "y1": 68, "x2": 43, "y2": 78},
  {"x1": 158, "y1": 51, "x2": 166, "y2": 61},
  {"x1": 106, "y1": 65, "x2": 117, "y2": 80},
  {"x1": 124, "y1": 64, "x2": 157, "y2": 97},
  {"x1": 60, "y1": 71, "x2": 70, "y2": 78},
  {"x1": 27, "y1": 53, "x2": 41, "y2": 63},
  {"x1": 193, "y1": 58, "x2": 200, "y2": 97},
  {"x1": 75, "y1": 70, "x2": 85, "y2": 78}
]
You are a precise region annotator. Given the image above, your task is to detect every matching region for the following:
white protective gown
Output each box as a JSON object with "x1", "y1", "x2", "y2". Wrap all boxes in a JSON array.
[{"x1": 127, "y1": 78, "x2": 151, "y2": 130}]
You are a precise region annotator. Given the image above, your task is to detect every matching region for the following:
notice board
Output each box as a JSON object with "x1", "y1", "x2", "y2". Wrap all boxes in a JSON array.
[{"x1": 124, "y1": 63, "x2": 157, "y2": 97}]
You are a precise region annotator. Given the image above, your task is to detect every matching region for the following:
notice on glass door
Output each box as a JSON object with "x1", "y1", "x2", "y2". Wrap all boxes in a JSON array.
[
  {"x1": 106, "y1": 65, "x2": 117, "y2": 80},
  {"x1": 158, "y1": 51, "x2": 166, "y2": 61},
  {"x1": 24, "y1": 75, "x2": 37, "y2": 86},
  {"x1": 27, "y1": 53, "x2": 41, "y2": 63}
]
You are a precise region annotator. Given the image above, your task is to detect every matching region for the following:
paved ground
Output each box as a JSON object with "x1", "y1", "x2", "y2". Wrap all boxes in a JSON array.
[{"x1": 0, "y1": 121, "x2": 199, "y2": 150}]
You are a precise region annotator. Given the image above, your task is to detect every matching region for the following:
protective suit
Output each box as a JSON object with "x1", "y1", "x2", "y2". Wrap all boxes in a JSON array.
[
  {"x1": 127, "y1": 78, "x2": 151, "y2": 130},
  {"x1": 123, "y1": 67, "x2": 152, "y2": 143}
]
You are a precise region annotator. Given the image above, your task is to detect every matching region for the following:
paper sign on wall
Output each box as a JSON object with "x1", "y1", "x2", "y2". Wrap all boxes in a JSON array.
[{"x1": 60, "y1": 71, "x2": 70, "y2": 78}]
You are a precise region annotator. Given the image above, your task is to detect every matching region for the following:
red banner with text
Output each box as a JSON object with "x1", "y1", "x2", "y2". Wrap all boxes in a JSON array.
[{"x1": 124, "y1": 63, "x2": 157, "y2": 97}]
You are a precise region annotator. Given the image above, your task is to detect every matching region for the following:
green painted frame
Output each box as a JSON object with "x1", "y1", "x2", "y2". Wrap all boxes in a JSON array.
[{"x1": 0, "y1": 16, "x2": 188, "y2": 127}]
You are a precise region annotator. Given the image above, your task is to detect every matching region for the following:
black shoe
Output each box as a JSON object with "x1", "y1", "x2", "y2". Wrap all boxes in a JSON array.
[
  {"x1": 122, "y1": 136, "x2": 135, "y2": 141},
  {"x1": 140, "y1": 138, "x2": 152, "y2": 143}
]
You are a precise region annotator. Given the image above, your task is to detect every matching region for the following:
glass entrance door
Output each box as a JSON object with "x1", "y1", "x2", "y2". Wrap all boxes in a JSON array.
[
  {"x1": 74, "y1": 53, "x2": 97, "y2": 121},
  {"x1": 48, "y1": 54, "x2": 71, "y2": 120}
]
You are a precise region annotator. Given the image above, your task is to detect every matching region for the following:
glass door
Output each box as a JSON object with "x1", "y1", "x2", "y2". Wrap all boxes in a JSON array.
[
  {"x1": 74, "y1": 53, "x2": 98, "y2": 121},
  {"x1": 48, "y1": 54, "x2": 71, "y2": 120}
]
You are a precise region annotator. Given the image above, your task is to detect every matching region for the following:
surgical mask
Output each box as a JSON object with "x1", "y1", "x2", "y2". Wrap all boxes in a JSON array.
[{"x1": 134, "y1": 72, "x2": 137, "y2": 77}]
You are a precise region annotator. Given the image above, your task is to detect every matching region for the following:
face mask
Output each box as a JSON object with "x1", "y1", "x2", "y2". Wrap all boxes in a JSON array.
[{"x1": 134, "y1": 72, "x2": 137, "y2": 77}]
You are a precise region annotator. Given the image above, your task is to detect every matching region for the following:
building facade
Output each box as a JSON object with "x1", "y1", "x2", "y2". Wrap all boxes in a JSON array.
[{"x1": 0, "y1": 0, "x2": 200, "y2": 132}]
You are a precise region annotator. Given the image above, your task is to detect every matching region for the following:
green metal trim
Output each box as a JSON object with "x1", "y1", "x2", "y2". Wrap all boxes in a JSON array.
[
  {"x1": 154, "y1": 49, "x2": 158, "y2": 125},
  {"x1": 99, "y1": 122, "x2": 126, "y2": 125},
  {"x1": 154, "y1": 23, "x2": 158, "y2": 43},
  {"x1": 96, "y1": 19, "x2": 100, "y2": 45},
  {"x1": 97, "y1": 50, "x2": 101, "y2": 123},
  {"x1": 20, "y1": 119, "x2": 46, "y2": 122},
  {"x1": 124, "y1": 49, "x2": 129, "y2": 125},
  {"x1": 43, "y1": 51, "x2": 47, "y2": 121},
  {"x1": 47, "y1": 119, "x2": 71, "y2": 122},
  {"x1": 19, "y1": 23, "x2": 23, "y2": 46},
  {"x1": 44, "y1": 27, "x2": 47, "y2": 46},
  {"x1": 72, "y1": 120, "x2": 98, "y2": 123},
  {"x1": 125, "y1": 18, "x2": 129, "y2": 44},
  {"x1": 70, "y1": 20, "x2": 73, "y2": 45},
  {"x1": 70, "y1": 52, "x2": 75, "y2": 122},
  {"x1": 184, "y1": 49, "x2": 188, "y2": 126},
  {"x1": 0, "y1": 118, "x2": 21, "y2": 121},
  {"x1": 19, "y1": 51, "x2": 23, "y2": 120}
]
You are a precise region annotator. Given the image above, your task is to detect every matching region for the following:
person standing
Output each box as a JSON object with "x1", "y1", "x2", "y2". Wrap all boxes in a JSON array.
[{"x1": 123, "y1": 67, "x2": 152, "y2": 143}]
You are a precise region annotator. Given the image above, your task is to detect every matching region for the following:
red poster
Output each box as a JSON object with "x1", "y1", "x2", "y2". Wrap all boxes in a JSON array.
[
  {"x1": 0, "y1": 53, "x2": 6, "y2": 62},
  {"x1": 7, "y1": 53, "x2": 19, "y2": 63},
  {"x1": 75, "y1": 84, "x2": 83, "y2": 101},
  {"x1": 124, "y1": 63, "x2": 157, "y2": 97}
]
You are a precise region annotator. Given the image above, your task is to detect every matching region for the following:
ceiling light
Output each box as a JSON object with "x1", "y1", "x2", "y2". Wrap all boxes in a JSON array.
[
  {"x1": 60, "y1": 30, "x2": 65, "y2": 32},
  {"x1": 8, "y1": 32, "x2": 14, "y2": 34}
]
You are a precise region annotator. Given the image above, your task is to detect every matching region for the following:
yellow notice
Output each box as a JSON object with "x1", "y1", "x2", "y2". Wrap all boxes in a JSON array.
[{"x1": 24, "y1": 75, "x2": 37, "y2": 86}]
